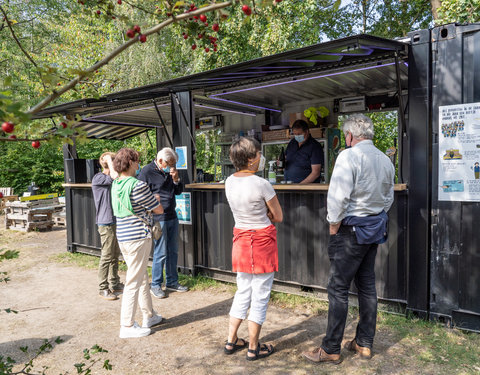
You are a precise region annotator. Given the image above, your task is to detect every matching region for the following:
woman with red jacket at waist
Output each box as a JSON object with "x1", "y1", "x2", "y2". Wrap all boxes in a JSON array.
[{"x1": 223, "y1": 137, "x2": 283, "y2": 361}]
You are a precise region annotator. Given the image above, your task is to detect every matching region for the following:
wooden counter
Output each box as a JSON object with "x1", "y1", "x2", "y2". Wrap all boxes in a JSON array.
[
  {"x1": 63, "y1": 183, "x2": 92, "y2": 188},
  {"x1": 186, "y1": 183, "x2": 408, "y2": 191}
]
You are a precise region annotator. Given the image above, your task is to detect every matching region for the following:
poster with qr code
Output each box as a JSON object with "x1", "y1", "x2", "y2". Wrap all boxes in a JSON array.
[{"x1": 439, "y1": 102, "x2": 480, "y2": 201}]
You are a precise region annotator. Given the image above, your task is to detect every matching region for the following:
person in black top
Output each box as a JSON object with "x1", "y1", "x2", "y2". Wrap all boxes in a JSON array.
[
  {"x1": 91, "y1": 152, "x2": 123, "y2": 301},
  {"x1": 284, "y1": 120, "x2": 324, "y2": 183},
  {"x1": 137, "y1": 147, "x2": 188, "y2": 298}
]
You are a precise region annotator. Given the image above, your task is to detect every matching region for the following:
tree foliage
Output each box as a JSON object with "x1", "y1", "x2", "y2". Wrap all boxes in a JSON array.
[{"x1": 437, "y1": 0, "x2": 480, "y2": 24}]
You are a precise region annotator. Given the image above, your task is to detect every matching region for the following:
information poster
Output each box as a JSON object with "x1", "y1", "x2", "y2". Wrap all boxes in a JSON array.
[
  {"x1": 438, "y1": 102, "x2": 480, "y2": 201},
  {"x1": 175, "y1": 192, "x2": 192, "y2": 224},
  {"x1": 175, "y1": 146, "x2": 188, "y2": 170}
]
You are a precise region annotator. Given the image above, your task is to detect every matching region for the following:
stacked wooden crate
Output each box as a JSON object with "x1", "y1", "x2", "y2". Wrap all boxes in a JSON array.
[{"x1": 5, "y1": 198, "x2": 58, "y2": 232}]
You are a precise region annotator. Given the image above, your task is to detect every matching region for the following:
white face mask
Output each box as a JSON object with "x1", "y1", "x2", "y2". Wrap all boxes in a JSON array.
[{"x1": 257, "y1": 154, "x2": 266, "y2": 171}]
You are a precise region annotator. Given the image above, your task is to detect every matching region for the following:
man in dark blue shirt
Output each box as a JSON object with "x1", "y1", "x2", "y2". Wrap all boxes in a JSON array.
[
  {"x1": 138, "y1": 147, "x2": 187, "y2": 299},
  {"x1": 284, "y1": 120, "x2": 324, "y2": 183}
]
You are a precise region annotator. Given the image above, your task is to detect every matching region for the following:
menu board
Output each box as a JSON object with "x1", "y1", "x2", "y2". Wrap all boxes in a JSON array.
[{"x1": 438, "y1": 102, "x2": 480, "y2": 201}]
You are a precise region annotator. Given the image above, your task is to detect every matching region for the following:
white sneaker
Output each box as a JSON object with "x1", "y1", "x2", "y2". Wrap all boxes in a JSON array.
[
  {"x1": 142, "y1": 313, "x2": 163, "y2": 328},
  {"x1": 119, "y1": 322, "x2": 151, "y2": 338}
]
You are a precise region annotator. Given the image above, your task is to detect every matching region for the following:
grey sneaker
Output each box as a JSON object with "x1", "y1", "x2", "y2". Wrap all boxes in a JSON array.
[
  {"x1": 166, "y1": 283, "x2": 189, "y2": 293},
  {"x1": 99, "y1": 289, "x2": 118, "y2": 300},
  {"x1": 150, "y1": 286, "x2": 166, "y2": 299}
]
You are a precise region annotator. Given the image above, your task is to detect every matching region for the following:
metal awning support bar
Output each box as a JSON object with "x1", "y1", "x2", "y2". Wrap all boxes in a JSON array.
[
  {"x1": 78, "y1": 119, "x2": 160, "y2": 128},
  {"x1": 394, "y1": 52, "x2": 407, "y2": 184},
  {"x1": 153, "y1": 101, "x2": 173, "y2": 148},
  {"x1": 394, "y1": 53, "x2": 407, "y2": 137},
  {"x1": 172, "y1": 93, "x2": 197, "y2": 152}
]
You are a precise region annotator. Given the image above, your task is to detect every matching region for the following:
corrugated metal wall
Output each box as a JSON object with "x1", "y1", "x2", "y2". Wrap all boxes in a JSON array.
[{"x1": 192, "y1": 189, "x2": 408, "y2": 305}]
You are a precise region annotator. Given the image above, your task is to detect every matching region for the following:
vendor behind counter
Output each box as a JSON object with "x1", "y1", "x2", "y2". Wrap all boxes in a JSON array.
[{"x1": 284, "y1": 120, "x2": 324, "y2": 184}]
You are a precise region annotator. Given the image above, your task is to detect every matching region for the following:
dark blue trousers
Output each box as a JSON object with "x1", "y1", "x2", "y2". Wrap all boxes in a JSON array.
[{"x1": 321, "y1": 225, "x2": 378, "y2": 354}]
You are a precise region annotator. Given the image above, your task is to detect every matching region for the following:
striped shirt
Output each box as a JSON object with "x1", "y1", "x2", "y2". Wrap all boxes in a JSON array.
[{"x1": 115, "y1": 180, "x2": 160, "y2": 243}]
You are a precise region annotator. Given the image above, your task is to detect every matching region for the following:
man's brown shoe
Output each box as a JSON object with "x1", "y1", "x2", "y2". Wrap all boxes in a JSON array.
[
  {"x1": 345, "y1": 339, "x2": 372, "y2": 359},
  {"x1": 302, "y1": 347, "x2": 342, "y2": 364},
  {"x1": 99, "y1": 289, "x2": 118, "y2": 301}
]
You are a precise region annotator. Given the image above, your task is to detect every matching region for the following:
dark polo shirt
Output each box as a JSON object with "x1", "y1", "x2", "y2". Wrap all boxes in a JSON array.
[
  {"x1": 137, "y1": 160, "x2": 184, "y2": 221},
  {"x1": 285, "y1": 136, "x2": 324, "y2": 183}
]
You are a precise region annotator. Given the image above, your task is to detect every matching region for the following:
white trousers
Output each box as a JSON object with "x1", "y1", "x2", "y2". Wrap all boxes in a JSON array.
[
  {"x1": 118, "y1": 238, "x2": 154, "y2": 327},
  {"x1": 229, "y1": 272, "x2": 275, "y2": 326}
]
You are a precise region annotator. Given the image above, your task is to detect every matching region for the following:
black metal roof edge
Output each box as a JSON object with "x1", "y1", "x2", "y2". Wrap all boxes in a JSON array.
[
  {"x1": 103, "y1": 34, "x2": 407, "y2": 99},
  {"x1": 204, "y1": 53, "x2": 407, "y2": 95}
]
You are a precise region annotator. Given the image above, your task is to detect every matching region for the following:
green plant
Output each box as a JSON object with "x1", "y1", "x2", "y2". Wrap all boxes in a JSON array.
[{"x1": 303, "y1": 106, "x2": 329, "y2": 126}]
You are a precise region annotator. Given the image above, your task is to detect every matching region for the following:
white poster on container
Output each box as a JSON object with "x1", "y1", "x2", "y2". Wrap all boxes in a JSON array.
[{"x1": 438, "y1": 102, "x2": 480, "y2": 201}]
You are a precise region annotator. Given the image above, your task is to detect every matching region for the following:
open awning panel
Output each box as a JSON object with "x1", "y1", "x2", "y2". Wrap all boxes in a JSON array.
[{"x1": 33, "y1": 34, "x2": 408, "y2": 140}]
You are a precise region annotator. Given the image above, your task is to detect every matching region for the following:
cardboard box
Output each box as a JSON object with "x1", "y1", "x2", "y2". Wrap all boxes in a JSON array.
[
  {"x1": 309, "y1": 127, "x2": 325, "y2": 139},
  {"x1": 262, "y1": 129, "x2": 290, "y2": 142}
]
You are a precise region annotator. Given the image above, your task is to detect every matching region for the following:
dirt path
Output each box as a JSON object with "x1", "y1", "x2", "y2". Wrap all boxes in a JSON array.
[{"x1": 0, "y1": 223, "x2": 445, "y2": 375}]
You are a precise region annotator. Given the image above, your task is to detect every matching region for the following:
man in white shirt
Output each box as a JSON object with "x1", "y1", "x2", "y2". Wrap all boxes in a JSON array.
[{"x1": 302, "y1": 114, "x2": 395, "y2": 364}]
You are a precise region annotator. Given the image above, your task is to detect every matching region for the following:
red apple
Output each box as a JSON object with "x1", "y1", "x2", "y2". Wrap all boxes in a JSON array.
[
  {"x1": 183, "y1": 34, "x2": 188, "y2": 39},
  {"x1": 60, "y1": 122, "x2": 68, "y2": 129},
  {"x1": 126, "y1": 29, "x2": 135, "y2": 38},
  {"x1": 2, "y1": 121, "x2": 14, "y2": 133},
  {"x1": 117, "y1": 0, "x2": 122, "y2": 4},
  {"x1": 192, "y1": 44, "x2": 197, "y2": 50},
  {"x1": 205, "y1": 47, "x2": 210, "y2": 52},
  {"x1": 204, "y1": 22, "x2": 208, "y2": 27},
  {"x1": 139, "y1": 34, "x2": 147, "y2": 43},
  {"x1": 32, "y1": 140, "x2": 41, "y2": 149},
  {"x1": 212, "y1": 23, "x2": 219, "y2": 32},
  {"x1": 242, "y1": 5, "x2": 252, "y2": 16},
  {"x1": 8, "y1": 134, "x2": 16, "y2": 139},
  {"x1": 134, "y1": 25, "x2": 141, "y2": 34},
  {"x1": 199, "y1": 14, "x2": 207, "y2": 22},
  {"x1": 96, "y1": 10, "x2": 101, "y2": 15}
]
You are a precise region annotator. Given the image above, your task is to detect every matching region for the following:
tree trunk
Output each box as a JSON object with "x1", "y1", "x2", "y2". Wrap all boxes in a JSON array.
[{"x1": 430, "y1": 0, "x2": 442, "y2": 20}]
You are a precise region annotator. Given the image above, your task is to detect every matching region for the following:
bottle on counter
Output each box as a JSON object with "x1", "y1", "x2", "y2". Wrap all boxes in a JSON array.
[{"x1": 277, "y1": 147, "x2": 285, "y2": 174}]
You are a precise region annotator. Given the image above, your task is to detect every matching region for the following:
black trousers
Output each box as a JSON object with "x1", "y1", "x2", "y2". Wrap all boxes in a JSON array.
[{"x1": 321, "y1": 225, "x2": 378, "y2": 354}]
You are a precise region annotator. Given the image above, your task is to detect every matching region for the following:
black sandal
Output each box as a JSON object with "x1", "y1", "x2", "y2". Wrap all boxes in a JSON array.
[
  {"x1": 224, "y1": 337, "x2": 248, "y2": 355},
  {"x1": 246, "y1": 343, "x2": 275, "y2": 361}
]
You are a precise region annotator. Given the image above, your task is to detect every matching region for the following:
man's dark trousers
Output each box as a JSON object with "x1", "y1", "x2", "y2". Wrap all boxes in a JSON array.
[{"x1": 321, "y1": 225, "x2": 378, "y2": 354}]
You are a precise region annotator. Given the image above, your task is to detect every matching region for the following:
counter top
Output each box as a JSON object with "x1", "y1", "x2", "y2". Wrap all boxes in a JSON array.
[
  {"x1": 186, "y1": 183, "x2": 408, "y2": 191},
  {"x1": 64, "y1": 182, "x2": 407, "y2": 191},
  {"x1": 63, "y1": 183, "x2": 92, "y2": 188}
]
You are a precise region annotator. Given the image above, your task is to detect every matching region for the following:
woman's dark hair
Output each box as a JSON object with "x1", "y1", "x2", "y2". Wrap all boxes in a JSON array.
[
  {"x1": 291, "y1": 119, "x2": 309, "y2": 132},
  {"x1": 229, "y1": 137, "x2": 260, "y2": 170},
  {"x1": 113, "y1": 148, "x2": 139, "y2": 173}
]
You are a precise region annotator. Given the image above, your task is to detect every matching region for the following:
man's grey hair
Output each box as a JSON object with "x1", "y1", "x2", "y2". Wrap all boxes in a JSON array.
[
  {"x1": 342, "y1": 114, "x2": 374, "y2": 140},
  {"x1": 157, "y1": 147, "x2": 178, "y2": 163}
]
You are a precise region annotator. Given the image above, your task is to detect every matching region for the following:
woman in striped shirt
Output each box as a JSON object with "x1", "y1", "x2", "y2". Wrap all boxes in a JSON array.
[{"x1": 111, "y1": 148, "x2": 164, "y2": 339}]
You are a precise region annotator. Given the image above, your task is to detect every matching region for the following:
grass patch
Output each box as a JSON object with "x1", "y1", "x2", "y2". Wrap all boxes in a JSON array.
[
  {"x1": 270, "y1": 290, "x2": 329, "y2": 315},
  {"x1": 377, "y1": 312, "x2": 480, "y2": 374},
  {"x1": 52, "y1": 252, "x2": 223, "y2": 291}
]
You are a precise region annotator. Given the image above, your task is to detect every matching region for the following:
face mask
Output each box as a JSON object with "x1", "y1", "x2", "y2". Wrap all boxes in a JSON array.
[
  {"x1": 257, "y1": 154, "x2": 266, "y2": 171},
  {"x1": 162, "y1": 166, "x2": 170, "y2": 174},
  {"x1": 135, "y1": 164, "x2": 141, "y2": 176},
  {"x1": 294, "y1": 134, "x2": 305, "y2": 143}
]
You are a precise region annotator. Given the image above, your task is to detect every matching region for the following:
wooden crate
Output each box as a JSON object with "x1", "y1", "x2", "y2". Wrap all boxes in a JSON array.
[
  {"x1": 0, "y1": 195, "x2": 18, "y2": 213},
  {"x1": 9, "y1": 197, "x2": 59, "y2": 208},
  {"x1": 262, "y1": 129, "x2": 290, "y2": 142},
  {"x1": 53, "y1": 215, "x2": 66, "y2": 227},
  {"x1": 5, "y1": 204, "x2": 54, "y2": 232}
]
